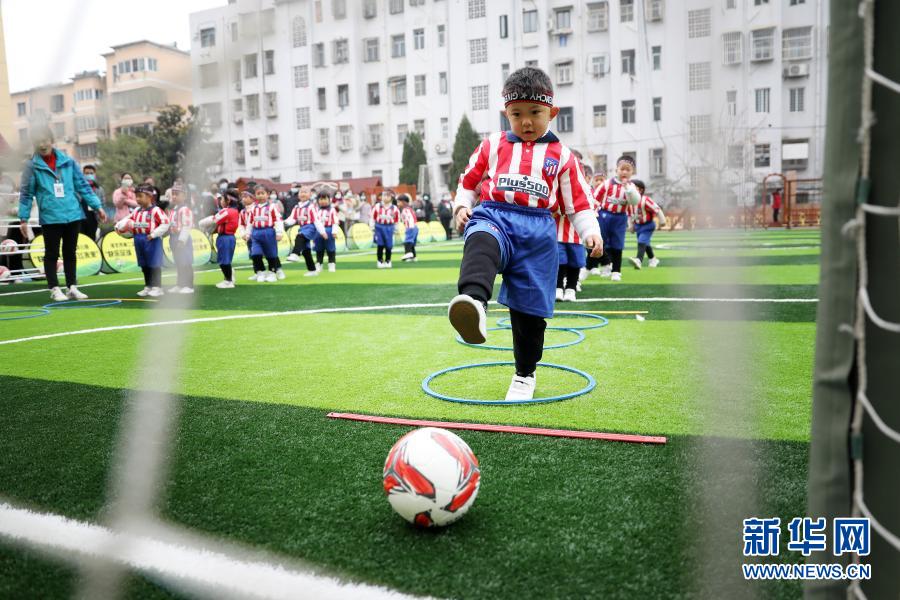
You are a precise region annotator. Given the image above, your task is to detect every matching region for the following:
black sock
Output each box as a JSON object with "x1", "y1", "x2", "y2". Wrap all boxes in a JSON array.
[
  {"x1": 385, "y1": 247, "x2": 392, "y2": 262},
  {"x1": 142, "y1": 267, "x2": 151, "y2": 287},
  {"x1": 599, "y1": 252, "x2": 612, "y2": 267},
  {"x1": 252, "y1": 256, "x2": 265, "y2": 272},
  {"x1": 611, "y1": 249, "x2": 623, "y2": 273},
  {"x1": 646, "y1": 245, "x2": 655, "y2": 259},
  {"x1": 377, "y1": 246, "x2": 384, "y2": 262},
  {"x1": 412, "y1": 245, "x2": 416, "y2": 257},
  {"x1": 509, "y1": 308, "x2": 545, "y2": 377},
  {"x1": 302, "y1": 245, "x2": 315, "y2": 271},
  {"x1": 458, "y1": 232, "x2": 501, "y2": 303},
  {"x1": 316, "y1": 250, "x2": 325, "y2": 264},
  {"x1": 637, "y1": 243, "x2": 647, "y2": 262},
  {"x1": 151, "y1": 267, "x2": 162, "y2": 288},
  {"x1": 327, "y1": 250, "x2": 336, "y2": 264},
  {"x1": 556, "y1": 266, "x2": 566, "y2": 289},
  {"x1": 566, "y1": 265, "x2": 580, "y2": 290},
  {"x1": 221, "y1": 264, "x2": 232, "y2": 281}
]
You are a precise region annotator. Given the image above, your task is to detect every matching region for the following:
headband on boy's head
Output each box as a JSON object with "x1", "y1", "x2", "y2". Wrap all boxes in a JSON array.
[
  {"x1": 616, "y1": 155, "x2": 636, "y2": 167},
  {"x1": 503, "y1": 89, "x2": 554, "y2": 107},
  {"x1": 240, "y1": 189, "x2": 254, "y2": 198}
]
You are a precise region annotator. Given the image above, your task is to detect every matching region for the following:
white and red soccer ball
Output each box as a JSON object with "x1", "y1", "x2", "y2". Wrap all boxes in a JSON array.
[
  {"x1": 0, "y1": 239, "x2": 17, "y2": 254},
  {"x1": 115, "y1": 218, "x2": 135, "y2": 239},
  {"x1": 383, "y1": 427, "x2": 480, "y2": 527}
]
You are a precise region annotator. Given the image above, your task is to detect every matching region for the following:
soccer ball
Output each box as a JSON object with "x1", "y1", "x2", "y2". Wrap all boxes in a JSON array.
[
  {"x1": 0, "y1": 265, "x2": 9, "y2": 281},
  {"x1": 383, "y1": 427, "x2": 480, "y2": 527},
  {"x1": 115, "y1": 218, "x2": 135, "y2": 239},
  {"x1": 0, "y1": 239, "x2": 17, "y2": 254}
]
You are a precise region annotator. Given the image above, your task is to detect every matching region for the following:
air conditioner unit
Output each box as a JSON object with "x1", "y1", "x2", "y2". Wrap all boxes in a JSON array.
[
  {"x1": 233, "y1": 81, "x2": 242, "y2": 92},
  {"x1": 233, "y1": 111, "x2": 244, "y2": 124},
  {"x1": 267, "y1": 150, "x2": 279, "y2": 159},
  {"x1": 434, "y1": 142, "x2": 448, "y2": 154},
  {"x1": 360, "y1": 144, "x2": 370, "y2": 155},
  {"x1": 783, "y1": 63, "x2": 809, "y2": 78},
  {"x1": 646, "y1": 0, "x2": 664, "y2": 21},
  {"x1": 546, "y1": 17, "x2": 555, "y2": 33}
]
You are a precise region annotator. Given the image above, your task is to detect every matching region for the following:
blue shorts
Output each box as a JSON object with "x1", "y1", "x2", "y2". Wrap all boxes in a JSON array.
[
  {"x1": 464, "y1": 202, "x2": 557, "y2": 319},
  {"x1": 134, "y1": 234, "x2": 163, "y2": 268},
  {"x1": 599, "y1": 210, "x2": 628, "y2": 251},
  {"x1": 216, "y1": 233, "x2": 236, "y2": 265},
  {"x1": 405, "y1": 226, "x2": 419, "y2": 245},
  {"x1": 169, "y1": 235, "x2": 194, "y2": 267},
  {"x1": 314, "y1": 226, "x2": 337, "y2": 253},
  {"x1": 374, "y1": 223, "x2": 395, "y2": 249},
  {"x1": 300, "y1": 223, "x2": 318, "y2": 242},
  {"x1": 635, "y1": 221, "x2": 656, "y2": 245},
  {"x1": 557, "y1": 242, "x2": 586, "y2": 268},
  {"x1": 250, "y1": 227, "x2": 278, "y2": 258}
]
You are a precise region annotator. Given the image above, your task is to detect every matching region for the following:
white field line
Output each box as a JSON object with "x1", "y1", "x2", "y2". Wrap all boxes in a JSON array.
[
  {"x1": 0, "y1": 503, "x2": 421, "y2": 600},
  {"x1": 0, "y1": 297, "x2": 818, "y2": 347}
]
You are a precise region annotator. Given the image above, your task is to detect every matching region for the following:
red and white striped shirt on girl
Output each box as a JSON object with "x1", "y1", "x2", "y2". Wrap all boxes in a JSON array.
[
  {"x1": 595, "y1": 177, "x2": 640, "y2": 214},
  {"x1": 249, "y1": 201, "x2": 283, "y2": 229},
  {"x1": 289, "y1": 202, "x2": 320, "y2": 227},
  {"x1": 632, "y1": 195, "x2": 663, "y2": 225},
  {"x1": 400, "y1": 206, "x2": 418, "y2": 229},
  {"x1": 214, "y1": 207, "x2": 240, "y2": 235},
  {"x1": 317, "y1": 205, "x2": 340, "y2": 228},
  {"x1": 239, "y1": 207, "x2": 253, "y2": 230},
  {"x1": 454, "y1": 130, "x2": 599, "y2": 240},
  {"x1": 168, "y1": 206, "x2": 193, "y2": 233},
  {"x1": 132, "y1": 205, "x2": 170, "y2": 236},
  {"x1": 372, "y1": 203, "x2": 400, "y2": 225}
]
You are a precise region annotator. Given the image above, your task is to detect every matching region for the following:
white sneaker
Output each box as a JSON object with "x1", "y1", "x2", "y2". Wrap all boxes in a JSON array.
[
  {"x1": 402, "y1": 252, "x2": 414, "y2": 261},
  {"x1": 611, "y1": 272, "x2": 622, "y2": 282},
  {"x1": 377, "y1": 261, "x2": 385, "y2": 269},
  {"x1": 448, "y1": 294, "x2": 487, "y2": 344},
  {"x1": 563, "y1": 288, "x2": 576, "y2": 302},
  {"x1": 276, "y1": 268, "x2": 286, "y2": 280},
  {"x1": 249, "y1": 272, "x2": 260, "y2": 280},
  {"x1": 555, "y1": 288, "x2": 564, "y2": 302},
  {"x1": 600, "y1": 265, "x2": 613, "y2": 278},
  {"x1": 179, "y1": 287, "x2": 195, "y2": 294},
  {"x1": 328, "y1": 263, "x2": 336, "y2": 272},
  {"x1": 589, "y1": 267, "x2": 601, "y2": 276},
  {"x1": 628, "y1": 257, "x2": 642, "y2": 270},
  {"x1": 648, "y1": 257, "x2": 660, "y2": 268},
  {"x1": 505, "y1": 374, "x2": 536, "y2": 402},
  {"x1": 304, "y1": 270, "x2": 319, "y2": 277},
  {"x1": 168, "y1": 286, "x2": 183, "y2": 294},
  {"x1": 137, "y1": 287, "x2": 151, "y2": 297},
  {"x1": 412, "y1": 257, "x2": 417, "y2": 262},
  {"x1": 215, "y1": 280, "x2": 235, "y2": 289},
  {"x1": 578, "y1": 267, "x2": 589, "y2": 282},
  {"x1": 576, "y1": 281, "x2": 582, "y2": 292},
  {"x1": 254, "y1": 272, "x2": 266, "y2": 282},
  {"x1": 385, "y1": 261, "x2": 392, "y2": 269},
  {"x1": 49, "y1": 286, "x2": 67, "y2": 301},
  {"x1": 66, "y1": 285, "x2": 88, "y2": 300},
  {"x1": 148, "y1": 287, "x2": 164, "y2": 297},
  {"x1": 264, "y1": 271, "x2": 277, "y2": 283},
  {"x1": 315, "y1": 263, "x2": 322, "y2": 272},
  {"x1": 286, "y1": 253, "x2": 301, "y2": 262}
]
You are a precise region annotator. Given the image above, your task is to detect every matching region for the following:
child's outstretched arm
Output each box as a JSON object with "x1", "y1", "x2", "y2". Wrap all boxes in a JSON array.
[{"x1": 453, "y1": 139, "x2": 490, "y2": 231}]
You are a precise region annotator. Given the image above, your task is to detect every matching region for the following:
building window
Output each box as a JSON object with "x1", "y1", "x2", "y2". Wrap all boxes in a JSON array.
[
  {"x1": 364, "y1": 38, "x2": 380, "y2": 62},
  {"x1": 368, "y1": 82, "x2": 380, "y2": 105},
  {"x1": 593, "y1": 105, "x2": 607, "y2": 127},
  {"x1": 727, "y1": 0, "x2": 736, "y2": 8},
  {"x1": 410, "y1": 0, "x2": 425, "y2": 6},
  {"x1": 16, "y1": 102, "x2": 26, "y2": 117},
  {"x1": 471, "y1": 85, "x2": 489, "y2": 111},
  {"x1": 523, "y1": 9, "x2": 538, "y2": 33},
  {"x1": 244, "y1": 54, "x2": 258, "y2": 78},
  {"x1": 725, "y1": 144, "x2": 742, "y2": 168},
  {"x1": 267, "y1": 134, "x2": 280, "y2": 159},
  {"x1": 76, "y1": 143, "x2": 98, "y2": 160},
  {"x1": 390, "y1": 0, "x2": 404, "y2": 14},
  {"x1": 413, "y1": 28, "x2": 425, "y2": 50},
  {"x1": 646, "y1": 0, "x2": 664, "y2": 20},
  {"x1": 414, "y1": 74, "x2": 426, "y2": 96},
  {"x1": 755, "y1": 87, "x2": 770, "y2": 113},
  {"x1": 296, "y1": 107, "x2": 310, "y2": 129},
  {"x1": 789, "y1": 87, "x2": 805, "y2": 112},
  {"x1": 392, "y1": 34, "x2": 406, "y2": 58},
  {"x1": 264, "y1": 50, "x2": 275, "y2": 75},
  {"x1": 318, "y1": 87, "x2": 327, "y2": 110},
  {"x1": 369, "y1": 124, "x2": 384, "y2": 149},
  {"x1": 726, "y1": 90, "x2": 737, "y2": 116},
  {"x1": 313, "y1": 43, "x2": 325, "y2": 67},
  {"x1": 333, "y1": 39, "x2": 349, "y2": 64},
  {"x1": 754, "y1": 143, "x2": 770, "y2": 167},
  {"x1": 687, "y1": 9, "x2": 711, "y2": 38},
  {"x1": 688, "y1": 63, "x2": 711, "y2": 90},
  {"x1": 230, "y1": 22, "x2": 238, "y2": 42},
  {"x1": 199, "y1": 63, "x2": 219, "y2": 88},
  {"x1": 441, "y1": 117, "x2": 449, "y2": 139},
  {"x1": 414, "y1": 119, "x2": 426, "y2": 140},
  {"x1": 50, "y1": 94, "x2": 64, "y2": 113},
  {"x1": 557, "y1": 107, "x2": 574, "y2": 132},
  {"x1": 555, "y1": 8, "x2": 572, "y2": 29},
  {"x1": 439, "y1": 72, "x2": 448, "y2": 94},
  {"x1": 233, "y1": 140, "x2": 245, "y2": 164},
  {"x1": 363, "y1": 0, "x2": 377, "y2": 18},
  {"x1": 338, "y1": 125, "x2": 353, "y2": 151},
  {"x1": 650, "y1": 148, "x2": 665, "y2": 177},
  {"x1": 652, "y1": 97, "x2": 662, "y2": 121},
  {"x1": 621, "y1": 49, "x2": 635, "y2": 75},
  {"x1": 293, "y1": 65, "x2": 309, "y2": 88},
  {"x1": 752, "y1": 28, "x2": 775, "y2": 61},
  {"x1": 200, "y1": 27, "x2": 216, "y2": 48},
  {"x1": 468, "y1": 0, "x2": 485, "y2": 19},
  {"x1": 391, "y1": 78, "x2": 407, "y2": 104},
  {"x1": 621, "y1": 100, "x2": 636, "y2": 123},
  {"x1": 526, "y1": 59, "x2": 538, "y2": 68},
  {"x1": 556, "y1": 61, "x2": 574, "y2": 85},
  {"x1": 437, "y1": 24, "x2": 446, "y2": 47},
  {"x1": 651, "y1": 45, "x2": 662, "y2": 70},
  {"x1": 469, "y1": 38, "x2": 488, "y2": 64},
  {"x1": 333, "y1": 0, "x2": 346, "y2": 18},
  {"x1": 499, "y1": 15, "x2": 508, "y2": 38},
  {"x1": 689, "y1": 115, "x2": 712, "y2": 143},
  {"x1": 501, "y1": 63, "x2": 511, "y2": 82},
  {"x1": 232, "y1": 98, "x2": 243, "y2": 119},
  {"x1": 245, "y1": 94, "x2": 259, "y2": 119},
  {"x1": 755, "y1": 0, "x2": 770, "y2": 5},
  {"x1": 298, "y1": 148, "x2": 312, "y2": 171},
  {"x1": 783, "y1": 27, "x2": 813, "y2": 60},
  {"x1": 589, "y1": 54, "x2": 607, "y2": 77},
  {"x1": 620, "y1": 0, "x2": 634, "y2": 22},
  {"x1": 588, "y1": 3, "x2": 609, "y2": 32},
  {"x1": 397, "y1": 123, "x2": 408, "y2": 145},
  {"x1": 337, "y1": 84, "x2": 349, "y2": 108},
  {"x1": 318, "y1": 128, "x2": 330, "y2": 154},
  {"x1": 293, "y1": 17, "x2": 307, "y2": 47},
  {"x1": 723, "y1": 32, "x2": 743, "y2": 64},
  {"x1": 782, "y1": 139, "x2": 809, "y2": 171},
  {"x1": 265, "y1": 92, "x2": 278, "y2": 118}
]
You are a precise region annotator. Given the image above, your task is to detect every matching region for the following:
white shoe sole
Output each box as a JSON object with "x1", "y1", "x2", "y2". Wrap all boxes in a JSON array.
[
  {"x1": 629, "y1": 258, "x2": 642, "y2": 270},
  {"x1": 448, "y1": 296, "x2": 486, "y2": 344}
]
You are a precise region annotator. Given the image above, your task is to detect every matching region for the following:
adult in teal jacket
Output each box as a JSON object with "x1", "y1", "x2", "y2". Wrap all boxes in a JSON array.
[{"x1": 19, "y1": 126, "x2": 107, "y2": 300}]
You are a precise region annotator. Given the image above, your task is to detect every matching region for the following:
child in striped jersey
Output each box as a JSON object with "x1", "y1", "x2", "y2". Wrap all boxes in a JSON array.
[
  {"x1": 372, "y1": 190, "x2": 400, "y2": 268},
  {"x1": 239, "y1": 190, "x2": 259, "y2": 281},
  {"x1": 449, "y1": 67, "x2": 603, "y2": 402},
  {"x1": 166, "y1": 183, "x2": 195, "y2": 294},
  {"x1": 248, "y1": 184, "x2": 286, "y2": 282},
  {"x1": 285, "y1": 185, "x2": 323, "y2": 275},
  {"x1": 313, "y1": 189, "x2": 339, "y2": 272},
  {"x1": 593, "y1": 155, "x2": 642, "y2": 282},
  {"x1": 397, "y1": 194, "x2": 419, "y2": 262},
  {"x1": 554, "y1": 210, "x2": 586, "y2": 302},
  {"x1": 131, "y1": 184, "x2": 170, "y2": 297},
  {"x1": 627, "y1": 179, "x2": 666, "y2": 269}
]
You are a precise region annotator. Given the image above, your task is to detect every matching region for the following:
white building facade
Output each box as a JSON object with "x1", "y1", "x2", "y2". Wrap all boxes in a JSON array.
[{"x1": 189, "y1": 0, "x2": 828, "y2": 203}]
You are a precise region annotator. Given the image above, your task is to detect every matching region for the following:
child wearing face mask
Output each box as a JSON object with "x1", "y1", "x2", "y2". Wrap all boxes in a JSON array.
[{"x1": 113, "y1": 173, "x2": 137, "y2": 222}]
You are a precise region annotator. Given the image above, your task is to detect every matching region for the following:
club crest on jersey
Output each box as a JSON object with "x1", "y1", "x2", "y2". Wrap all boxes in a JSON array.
[
  {"x1": 495, "y1": 173, "x2": 550, "y2": 200},
  {"x1": 543, "y1": 158, "x2": 559, "y2": 176}
]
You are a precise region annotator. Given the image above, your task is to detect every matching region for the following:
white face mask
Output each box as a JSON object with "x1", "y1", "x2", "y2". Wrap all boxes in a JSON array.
[
  {"x1": 219, "y1": 183, "x2": 228, "y2": 190},
  {"x1": 122, "y1": 179, "x2": 133, "y2": 188},
  {"x1": 290, "y1": 187, "x2": 299, "y2": 194},
  {"x1": 269, "y1": 194, "x2": 277, "y2": 201}
]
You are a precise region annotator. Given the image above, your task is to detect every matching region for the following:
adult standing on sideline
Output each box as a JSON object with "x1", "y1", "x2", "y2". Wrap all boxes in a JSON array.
[
  {"x1": 18, "y1": 126, "x2": 107, "y2": 301},
  {"x1": 113, "y1": 172, "x2": 137, "y2": 221},
  {"x1": 79, "y1": 164, "x2": 104, "y2": 240},
  {"x1": 772, "y1": 189, "x2": 782, "y2": 223}
]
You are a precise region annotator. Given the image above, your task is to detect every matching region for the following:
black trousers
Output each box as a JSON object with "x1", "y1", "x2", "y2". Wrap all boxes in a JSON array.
[
  {"x1": 556, "y1": 265, "x2": 580, "y2": 290},
  {"x1": 80, "y1": 211, "x2": 98, "y2": 240},
  {"x1": 404, "y1": 242, "x2": 417, "y2": 257},
  {"x1": 42, "y1": 220, "x2": 81, "y2": 289},
  {"x1": 377, "y1": 246, "x2": 392, "y2": 263},
  {"x1": 773, "y1": 208, "x2": 780, "y2": 222},
  {"x1": 142, "y1": 266, "x2": 161, "y2": 288},
  {"x1": 292, "y1": 233, "x2": 316, "y2": 271},
  {"x1": 316, "y1": 249, "x2": 336, "y2": 264},
  {"x1": 599, "y1": 248, "x2": 623, "y2": 272},
  {"x1": 636, "y1": 243, "x2": 655, "y2": 261},
  {"x1": 440, "y1": 215, "x2": 452, "y2": 239},
  {"x1": 458, "y1": 232, "x2": 545, "y2": 376}
]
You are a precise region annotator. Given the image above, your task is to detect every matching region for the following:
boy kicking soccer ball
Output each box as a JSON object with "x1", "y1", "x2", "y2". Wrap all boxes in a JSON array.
[
  {"x1": 628, "y1": 179, "x2": 667, "y2": 269},
  {"x1": 448, "y1": 67, "x2": 602, "y2": 401}
]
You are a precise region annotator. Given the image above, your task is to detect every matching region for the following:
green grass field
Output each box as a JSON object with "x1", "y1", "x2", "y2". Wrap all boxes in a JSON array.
[{"x1": 0, "y1": 228, "x2": 820, "y2": 598}]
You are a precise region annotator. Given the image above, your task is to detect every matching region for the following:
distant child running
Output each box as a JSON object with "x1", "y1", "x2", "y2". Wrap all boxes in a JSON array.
[
  {"x1": 248, "y1": 185, "x2": 286, "y2": 282},
  {"x1": 593, "y1": 156, "x2": 641, "y2": 281},
  {"x1": 397, "y1": 194, "x2": 419, "y2": 262},
  {"x1": 285, "y1": 185, "x2": 325, "y2": 276},
  {"x1": 314, "y1": 189, "x2": 339, "y2": 272},
  {"x1": 167, "y1": 183, "x2": 195, "y2": 294},
  {"x1": 129, "y1": 184, "x2": 169, "y2": 297},
  {"x1": 628, "y1": 179, "x2": 666, "y2": 269},
  {"x1": 372, "y1": 190, "x2": 400, "y2": 269}
]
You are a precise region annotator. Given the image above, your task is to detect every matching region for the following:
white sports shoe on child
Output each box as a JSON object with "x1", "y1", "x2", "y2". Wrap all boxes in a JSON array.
[
  {"x1": 505, "y1": 374, "x2": 536, "y2": 401},
  {"x1": 611, "y1": 272, "x2": 622, "y2": 282},
  {"x1": 377, "y1": 261, "x2": 385, "y2": 269},
  {"x1": 385, "y1": 261, "x2": 392, "y2": 268},
  {"x1": 168, "y1": 286, "x2": 183, "y2": 294},
  {"x1": 589, "y1": 267, "x2": 601, "y2": 276},
  {"x1": 304, "y1": 270, "x2": 319, "y2": 277},
  {"x1": 648, "y1": 258, "x2": 660, "y2": 268},
  {"x1": 179, "y1": 287, "x2": 195, "y2": 294},
  {"x1": 402, "y1": 252, "x2": 414, "y2": 261},
  {"x1": 575, "y1": 281, "x2": 582, "y2": 292},
  {"x1": 249, "y1": 272, "x2": 260, "y2": 280},
  {"x1": 136, "y1": 287, "x2": 151, "y2": 297},
  {"x1": 448, "y1": 294, "x2": 487, "y2": 344},
  {"x1": 66, "y1": 285, "x2": 88, "y2": 300},
  {"x1": 276, "y1": 268, "x2": 286, "y2": 280},
  {"x1": 555, "y1": 288, "x2": 564, "y2": 302},
  {"x1": 578, "y1": 267, "x2": 589, "y2": 282},
  {"x1": 286, "y1": 253, "x2": 301, "y2": 262},
  {"x1": 600, "y1": 265, "x2": 613, "y2": 278},
  {"x1": 148, "y1": 287, "x2": 164, "y2": 297},
  {"x1": 215, "y1": 280, "x2": 235, "y2": 289},
  {"x1": 264, "y1": 271, "x2": 277, "y2": 283},
  {"x1": 563, "y1": 288, "x2": 576, "y2": 302},
  {"x1": 328, "y1": 263, "x2": 336, "y2": 272},
  {"x1": 628, "y1": 257, "x2": 642, "y2": 270}
]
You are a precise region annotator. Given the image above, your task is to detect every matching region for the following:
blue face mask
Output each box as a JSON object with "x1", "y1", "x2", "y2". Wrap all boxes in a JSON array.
[{"x1": 85, "y1": 174, "x2": 96, "y2": 182}]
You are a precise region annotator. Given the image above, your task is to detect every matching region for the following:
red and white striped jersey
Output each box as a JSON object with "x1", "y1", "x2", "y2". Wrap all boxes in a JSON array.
[
  {"x1": 373, "y1": 203, "x2": 400, "y2": 225},
  {"x1": 595, "y1": 177, "x2": 639, "y2": 214},
  {"x1": 168, "y1": 206, "x2": 193, "y2": 233},
  {"x1": 632, "y1": 195, "x2": 662, "y2": 225},
  {"x1": 249, "y1": 201, "x2": 283, "y2": 229},
  {"x1": 289, "y1": 202, "x2": 320, "y2": 227},
  {"x1": 317, "y1": 205, "x2": 340, "y2": 228},
  {"x1": 239, "y1": 207, "x2": 253, "y2": 230},
  {"x1": 455, "y1": 131, "x2": 595, "y2": 218},
  {"x1": 132, "y1": 205, "x2": 169, "y2": 235},
  {"x1": 554, "y1": 212, "x2": 582, "y2": 244},
  {"x1": 400, "y1": 206, "x2": 418, "y2": 229},
  {"x1": 214, "y1": 207, "x2": 240, "y2": 235}
]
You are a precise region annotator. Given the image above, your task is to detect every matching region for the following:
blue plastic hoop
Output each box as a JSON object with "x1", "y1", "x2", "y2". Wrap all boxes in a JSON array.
[
  {"x1": 496, "y1": 312, "x2": 609, "y2": 331},
  {"x1": 0, "y1": 308, "x2": 51, "y2": 321},
  {"x1": 455, "y1": 326, "x2": 585, "y2": 351},
  {"x1": 43, "y1": 299, "x2": 123, "y2": 309},
  {"x1": 421, "y1": 361, "x2": 596, "y2": 405}
]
